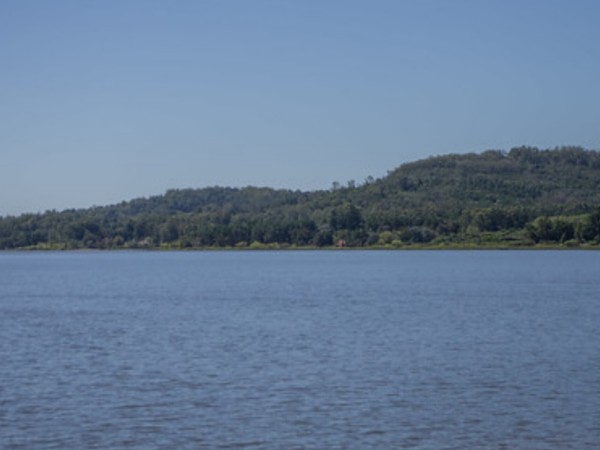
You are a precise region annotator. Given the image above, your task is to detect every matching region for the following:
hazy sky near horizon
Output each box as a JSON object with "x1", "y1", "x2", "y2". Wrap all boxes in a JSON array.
[{"x1": 1, "y1": 0, "x2": 599, "y2": 216}]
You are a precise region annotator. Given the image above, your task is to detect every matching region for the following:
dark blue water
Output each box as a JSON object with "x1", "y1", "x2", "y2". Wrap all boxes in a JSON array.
[{"x1": 1, "y1": 250, "x2": 599, "y2": 449}]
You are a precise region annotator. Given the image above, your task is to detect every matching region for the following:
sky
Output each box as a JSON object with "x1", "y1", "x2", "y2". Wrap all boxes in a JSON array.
[{"x1": 1, "y1": 0, "x2": 599, "y2": 216}]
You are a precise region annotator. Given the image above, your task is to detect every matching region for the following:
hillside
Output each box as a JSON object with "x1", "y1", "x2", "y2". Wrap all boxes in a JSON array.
[{"x1": 2, "y1": 146, "x2": 600, "y2": 249}]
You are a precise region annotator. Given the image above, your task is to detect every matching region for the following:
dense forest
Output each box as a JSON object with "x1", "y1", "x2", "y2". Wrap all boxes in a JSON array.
[{"x1": 2, "y1": 146, "x2": 600, "y2": 249}]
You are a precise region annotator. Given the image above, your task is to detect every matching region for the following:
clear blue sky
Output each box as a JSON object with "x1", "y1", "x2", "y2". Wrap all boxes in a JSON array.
[{"x1": 1, "y1": 0, "x2": 599, "y2": 216}]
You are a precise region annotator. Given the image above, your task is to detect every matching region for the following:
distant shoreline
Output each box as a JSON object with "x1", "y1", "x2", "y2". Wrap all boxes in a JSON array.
[
  {"x1": 4, "y1": 243, "x2": 599, "y2": 252},
  {"x1": 2, "y1": 148, "x2": 600, "y2": 251}
]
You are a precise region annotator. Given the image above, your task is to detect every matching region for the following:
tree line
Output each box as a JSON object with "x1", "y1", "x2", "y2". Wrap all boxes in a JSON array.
[{"x1": 2, "y1": 146, "x2": 600, "y2": 249}]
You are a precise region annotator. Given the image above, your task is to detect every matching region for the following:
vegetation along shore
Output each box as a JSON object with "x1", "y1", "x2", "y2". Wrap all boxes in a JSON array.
[{"x1": 2, "y1": 146, "x2": 600, "y2": 250}]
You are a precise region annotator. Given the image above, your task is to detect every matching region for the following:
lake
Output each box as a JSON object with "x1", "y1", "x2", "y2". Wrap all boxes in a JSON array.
[{"x1": 1, "y1": 250, "x2": 599, "y2": 449}]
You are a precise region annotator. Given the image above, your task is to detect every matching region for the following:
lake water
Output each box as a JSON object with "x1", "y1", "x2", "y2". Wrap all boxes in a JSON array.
[{"x1": 1, "y1": 250, "x2": 599, "y2": 449}]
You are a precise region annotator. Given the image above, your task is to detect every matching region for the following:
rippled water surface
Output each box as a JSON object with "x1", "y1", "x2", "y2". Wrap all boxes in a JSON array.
[{"x1": 1, "y1": 250, "x2": 599, "y2": 449}]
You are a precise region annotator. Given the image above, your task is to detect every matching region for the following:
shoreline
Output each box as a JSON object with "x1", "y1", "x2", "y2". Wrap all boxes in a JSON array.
[{"x1": 4, "y1": 243, "x2": 599, "y2": 252}]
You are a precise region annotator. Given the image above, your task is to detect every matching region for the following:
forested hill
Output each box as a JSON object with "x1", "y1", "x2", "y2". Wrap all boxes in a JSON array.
[{"x1": 2, "y1": 146, "x2": 600, "y2": 249}]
